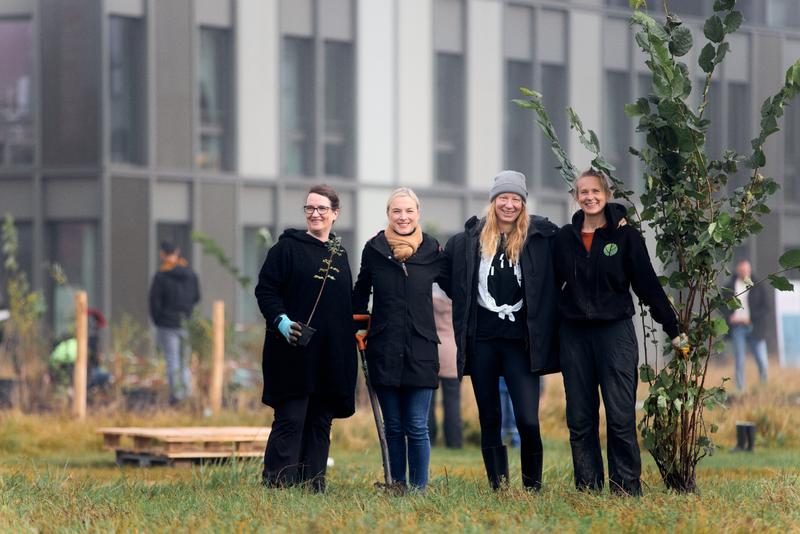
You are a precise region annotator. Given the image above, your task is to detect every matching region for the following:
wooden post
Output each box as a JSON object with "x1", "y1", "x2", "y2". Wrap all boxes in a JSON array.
[
  {"x1": 210, "y1": 300, "x2": 225, "y2": 414},
  {"x1": 73, "y1": 290, "x2": 88, "y2": 419}
]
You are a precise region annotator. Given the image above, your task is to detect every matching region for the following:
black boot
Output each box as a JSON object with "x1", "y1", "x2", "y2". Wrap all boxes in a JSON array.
[
  {"x1": 745, "y1": 423, "x2": 756, "y2": 452},
  {"x1": 731, "y1": 423, "x2": 748, "y2": 452},
  {"x1": 481, "y1": 446, "x2": 509, "y2": 490},
  {"x1": 521, "y1": 452, "x2": 543, "y2": 491}
]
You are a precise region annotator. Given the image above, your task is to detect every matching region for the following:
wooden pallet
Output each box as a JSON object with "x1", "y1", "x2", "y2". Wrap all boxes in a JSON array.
[{"x1": 97, "y1": 426, "x2": 270, "y2": 467}]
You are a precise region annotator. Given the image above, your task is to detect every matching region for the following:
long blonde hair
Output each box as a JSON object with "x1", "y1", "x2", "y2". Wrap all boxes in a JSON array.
[{"x1": 479, "y1": 199, "x2": 529, "y2": 264}]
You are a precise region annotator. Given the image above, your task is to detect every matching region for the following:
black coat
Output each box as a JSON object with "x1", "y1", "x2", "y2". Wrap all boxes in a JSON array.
[
  {"x1": 254, "y1": 229, "x2": 357, "y2": 418},
  {"x1": 444, "y1": 215, "x2": 561, "y2": 379},
  {"x1": 149, "y1": 263, "x2": 200, "y2": 328},
  {"x1": 352, "y1": 231, "x2": 446, "y2": 388},
  {"x1": 554, "y1": 204, "x2": 680, "y2": 339},
  {"x1": 723, "y1": 274, "x2": 770, "y2": 340}
]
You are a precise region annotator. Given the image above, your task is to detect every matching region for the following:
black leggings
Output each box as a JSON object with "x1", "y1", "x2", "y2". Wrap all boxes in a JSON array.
[{"x1": 471, "y1": 338, "x2": 542, "y2": 454}]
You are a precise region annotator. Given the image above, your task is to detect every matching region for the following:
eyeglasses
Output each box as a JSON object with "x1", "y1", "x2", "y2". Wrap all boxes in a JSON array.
[{"x1": 303, "y1": 205, "x2": 331, "y2": 215}]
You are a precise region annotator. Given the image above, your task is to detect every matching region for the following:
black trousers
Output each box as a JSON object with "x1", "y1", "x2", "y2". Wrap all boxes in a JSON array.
[
  {"x1": 428, "y1": 377, "x2": 463, "y2": 448},
  {"x1": 263, "y1": 395, "x2": 334, "y2": 490},
  {"x1": 471, "y1": 339, "x2": 542, "y2": 455},
  {"x1": 560, "y1": 319, "x2": 641, "y2": 494}
]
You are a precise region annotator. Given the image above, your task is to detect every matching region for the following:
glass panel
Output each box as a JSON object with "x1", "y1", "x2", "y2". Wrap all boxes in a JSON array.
[
  {"x1": 604, "y1": 70, "x2": 631, "y2": 183},
  {"x1": 728, "y1": 82, "x2": 750, "y2": 189},
  {"x1": 632, "y1": 73, "x2": 653, "y2": 194},
  {"x1": 505, "y1": 60, "x2": 534, "y2": 183},
  {"x1": 784, "y1": 94, "x2": 800, "y2": 202},
  {"x1": 0, "y1": 221, "x2": 33, "y2": 310},
  {"x1": 767, "y1": 0, "x2": 800, "y2": 29},
  {"x1": 324, "y1": 40, "x2": 354, "y2": 178},
  {"x1": 0, "y1": 18, "x2": 34, "y2": 166},
  {"x1": 435, "y1": 52, "x2": 465, "y2": 184},
  {"x1": 109, "y1": 16, "x2": 146, "y2": 165},
  {"x1": 281, "y1": 36, "x2": 315, "y2": 176},
  {"x1": 664, "y1": 0, "x2": 706, "y2": 17},
  {"x1": 704, "y1": 80, "x2": 723, "y2": 162},
  {"x1": 540, "y1": 64, "x2": 568, "y2": 190},
  {"x1": 241, "y1": 226, "x2": 272, "y2": 324},
  {"x1": 198, "y1": 28, "x2": 233, "y2": 171},
  {"x1": 48, "y1": 222, "x2": 98, "y2": 336}
]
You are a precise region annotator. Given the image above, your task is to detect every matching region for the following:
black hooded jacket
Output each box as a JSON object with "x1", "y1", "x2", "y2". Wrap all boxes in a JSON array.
[
  {"x1": 554, "y1": 204, "x2": 680, "y2": 339},
  {"x1": 149, "y1": 263, "x2": 200, "y2": 329},
  {"x1": 444, "y1": 215, "x2": 561, "y2": 379},
  {"x1": 352, "y1": 231, "x2": 447, "y2": 388},
  {"x1": 254, "y1": 229, "x2": 357, "y2": 418}
]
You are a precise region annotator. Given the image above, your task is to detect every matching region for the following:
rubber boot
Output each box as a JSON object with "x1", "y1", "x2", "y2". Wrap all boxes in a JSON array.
[
  {"x1": 745, "y1": 424, "x2": 756, "y2": 452},
  {"x1": 481, "y1": 446, "x2": 509, "y2": 490},
  {"x1": 731, "y1": 424, "x2": 747, "y2": 452},
  {"x1": 521, "y1": 452, "x2": 543, "y2": 491}
]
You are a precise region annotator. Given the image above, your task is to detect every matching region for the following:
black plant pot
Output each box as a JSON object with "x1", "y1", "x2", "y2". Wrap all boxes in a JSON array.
[{"x1": 295, "y1": 323, "x2": 317, "y2": 347}]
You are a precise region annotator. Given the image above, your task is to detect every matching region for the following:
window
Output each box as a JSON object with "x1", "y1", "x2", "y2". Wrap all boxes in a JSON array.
[
  {"x1": 605, "y1": 70, "x2": 631, "y2": 181},
  {"x1": 767, "y1": 0, "x2": 800, "y2": 29},
  {"x1": 198, "y1": 27, "x2": 233, "y2": 171},
  {"x1": 728, "y1": 82, "x2": 750, "y2": 188},
  {"x1": 0, "y1": 221, "x2": 32, "y2": 310},
  {"x1": 785, "y1": 93, "x2": 800, "y2": 203},
  {"x1": 0, "y1": 19, "x2": 33, "y2": 166},
  {"x1": 280, "y1": 0, "x2": 355, "y2": 179},
  {"x1": 48, "y1": 222, "x2": 99, "y2": 336},
  {"x1": 241, "y1": 226, "x2": 272, "y2": 324},
  {"x1": 704, "y1": 80, "x2": 723, "y2": 162},
  {"x1": 434, "y1": 0, "x2": 465, "y2": 185},
  {"x1": 539, "y1": 64, "x2": 568, "y2": 189},
  {"x1": 435, "y1": 52, "x2": 465, "y2": 184},
  {"x1": 506, "y1": 60, "x2": 534, "y2": 180},
  {"x1": 281, "y1": 37, "x2": 315, "y2": 176},
  {"x1": 109, "y1": 16, "x2": 146, "y2": 165}
]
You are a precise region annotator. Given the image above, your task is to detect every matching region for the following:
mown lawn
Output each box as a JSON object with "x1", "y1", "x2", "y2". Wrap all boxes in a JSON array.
[{"x1": 1, "y1": 430, "x2": 798, "y2": 533}]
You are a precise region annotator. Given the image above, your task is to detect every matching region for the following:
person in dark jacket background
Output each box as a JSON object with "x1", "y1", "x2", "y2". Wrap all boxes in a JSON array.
[
  {"x1": 723, "y1": 259, "x2": 769, "y2": 390},
  {"x1": 149, "y1": 241, "x2": 200, "y2": 404},
  {"x1": 352, "y1": 187, "x2": 446, "y2": 492},
  {"x1": 554, "y1": 169, "x2": 683, "y2": 496},
  {"x1": 444, "y1": 170, "x2": 559, "y2": 491},
  {"x1": 255, "y1": 184, "x2": 357, "y2": 492}
]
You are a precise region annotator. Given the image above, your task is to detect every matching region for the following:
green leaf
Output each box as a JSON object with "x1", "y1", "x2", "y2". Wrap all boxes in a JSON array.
[
  {"x1": 639, "y1": 364, "x2": 656, "y2": 382},
  {"x1": 712, "y1": 316, "x2": 729, "y2": 336},
  {"x1": 724, "y1": 11, "x2": 743, "y2": 33},
  {"x1": 714, "y1": 42, "x2": 730, "y2": 64},
  {"x1": 511, "y1": 98, "x2": 533, "y2": 109},
  {"x1": 673, "y1": 398, "x2": 683, "y2": 412},
  {"x1": 669, "y1": 26, "x2": 693, "y2": 57},
  {"x1": 518, "y1": 87, "x2": 541, "y2": 98},
  {"x1": 769, "y1": 274, "x2": 794, "y2": 292},
  {"x1": 710, "y1": 423, "x2": 719, "y2": 433},
  {"x1": 699, "y1": 43, "x2": 716, "y2": 73},
  {"x1": 713, "y1": 0, "x2": 735, "y2": 11},
  {"x1": 779, "y1": 249, "x2": 800, "y2": 269},
  {"x1": 704, "y1": 16, "x2": 725, "y2": 43}
]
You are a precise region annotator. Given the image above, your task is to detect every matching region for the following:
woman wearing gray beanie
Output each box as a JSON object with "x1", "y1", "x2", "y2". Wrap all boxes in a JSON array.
[{"x1": 443, "y1": 170, "x2": 560, "y2": 491}]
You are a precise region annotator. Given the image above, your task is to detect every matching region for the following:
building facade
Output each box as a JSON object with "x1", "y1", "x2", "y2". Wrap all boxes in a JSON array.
[{"x1": 0, "y1": 0, "x2": 799, "y2": 333}]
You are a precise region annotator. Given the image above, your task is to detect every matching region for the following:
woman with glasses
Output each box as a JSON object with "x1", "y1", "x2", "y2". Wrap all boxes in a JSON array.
[
  {"x1": 255, "y1": 184, "x2": 357, "y2": 493},
  {"x1": 352, "y1": 187, "x2": 447, "y2": 493}
]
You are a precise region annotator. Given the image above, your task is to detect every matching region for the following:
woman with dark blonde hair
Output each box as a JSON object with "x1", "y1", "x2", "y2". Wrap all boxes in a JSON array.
[
  {"x1": 444, "y1": 170, "x2": 560, "y2": 491},
  {"x1": 555, "y1": 169, "x2": 682, "y2": 496}
]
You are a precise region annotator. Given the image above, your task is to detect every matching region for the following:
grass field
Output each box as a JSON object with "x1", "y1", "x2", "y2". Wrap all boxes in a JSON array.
[{"x1": 0, "y1": 361, "x2": 798, "y2": 533}]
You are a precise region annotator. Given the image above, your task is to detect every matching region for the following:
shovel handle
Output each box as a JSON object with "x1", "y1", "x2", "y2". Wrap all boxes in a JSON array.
[{"x1": 353, "y1": 314, "x2": 371, "y2": 351}]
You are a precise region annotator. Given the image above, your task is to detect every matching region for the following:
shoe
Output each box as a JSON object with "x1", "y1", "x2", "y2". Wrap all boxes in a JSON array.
[{"x1": 521, "y1": 451, "x2": 543, "y2": 491}]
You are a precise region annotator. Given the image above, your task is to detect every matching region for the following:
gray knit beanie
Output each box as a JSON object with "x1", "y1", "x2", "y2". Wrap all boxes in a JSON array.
[{"x1": 489, "y1": 170, "x2": 528, "y2": 202}]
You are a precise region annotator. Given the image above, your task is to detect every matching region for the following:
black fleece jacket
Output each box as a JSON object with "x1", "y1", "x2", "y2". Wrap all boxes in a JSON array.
[{"x1": 554, "y1": 204, "x2": 680, "y2": 339}]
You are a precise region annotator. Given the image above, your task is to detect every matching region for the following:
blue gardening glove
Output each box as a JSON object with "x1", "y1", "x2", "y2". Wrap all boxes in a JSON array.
[{"x1": 276, "y1": 314, "x2": 302, "y2": 345}]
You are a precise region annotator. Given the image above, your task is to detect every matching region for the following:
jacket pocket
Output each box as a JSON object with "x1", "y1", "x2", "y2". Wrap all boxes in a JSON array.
[{"x1": 411, "y1": 322, "x2": 440, "y2": 344}]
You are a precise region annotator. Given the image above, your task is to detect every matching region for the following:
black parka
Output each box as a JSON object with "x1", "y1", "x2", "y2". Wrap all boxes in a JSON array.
[
  {"x1": 254, "y1": 229, "x2": 357, "y2": 418},
  {"x1": 554, "y1": 204, "x2": 680, "y2": 339},
  {"x1": 149, "y1": 263, "x2": 200, "y2": 329},
  {"x1": 444, "y1": 215, "x2": 561, "y2": 379},
  {"x1": 352, "y1": 231, "x2": 447, "y2": 388}
]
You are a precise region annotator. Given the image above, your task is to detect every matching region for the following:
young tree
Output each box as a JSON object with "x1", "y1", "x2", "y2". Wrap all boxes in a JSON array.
[{"x1": 515, "y1": 0, "x2": 800, "y2": 492}]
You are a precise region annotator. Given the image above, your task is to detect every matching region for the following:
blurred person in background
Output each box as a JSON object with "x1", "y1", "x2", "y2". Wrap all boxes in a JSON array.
[{"x1": 428, "y1": 283, "x2": 463, "y2": 449}]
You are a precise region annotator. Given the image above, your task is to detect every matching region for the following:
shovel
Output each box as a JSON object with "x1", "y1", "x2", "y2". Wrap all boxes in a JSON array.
[{"x1": 353, "y1": 314, "x2": 393, "y2": 486}]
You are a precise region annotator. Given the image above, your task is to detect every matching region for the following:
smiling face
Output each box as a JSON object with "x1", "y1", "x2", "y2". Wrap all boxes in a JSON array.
[
  {"x1": 575, "y1": 174, "x2": 608, "y2": 216},
  {"x1": 493, "y1": 193, "x2": 524, "y2": 226},
  {"x1": 387, "y1": 195, "x2": 419, "y2": 235},
  {"x1": 305, "y1": 192, "x2": 339, "y2": 237}
]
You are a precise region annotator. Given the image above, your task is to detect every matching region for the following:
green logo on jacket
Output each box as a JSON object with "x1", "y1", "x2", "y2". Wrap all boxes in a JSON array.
[{"x1": 603, "y1": 243, "x2": 619, "y2": 257}]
